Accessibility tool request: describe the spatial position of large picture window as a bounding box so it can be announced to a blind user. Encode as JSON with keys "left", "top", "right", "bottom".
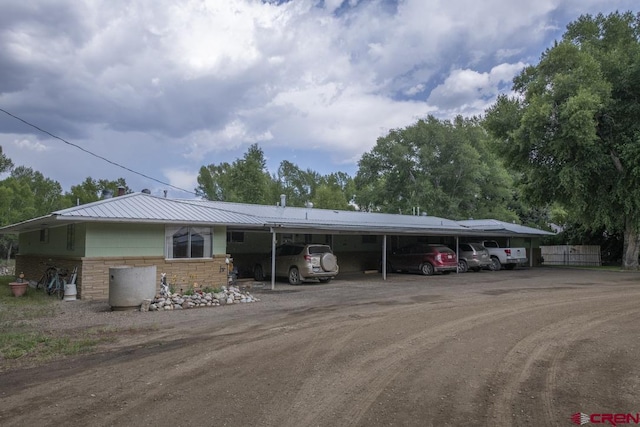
{"left": 165, "top": 226, "right": 212, "bottom": 259}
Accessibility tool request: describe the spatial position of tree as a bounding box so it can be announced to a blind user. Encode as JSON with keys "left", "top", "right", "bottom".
{"left": 273, "top": 160, "right": 320, "bottom": 207}
{"left": 0, "top": 146, "right": 13, "bottom": 174}
{"left": 196, "top": 144, "right": 274, "bottom": 204}
{"left": 355, "top": 115, "right": 517, "bottom": 221}
{"left": 311, "top": 172, "right": 356, "bottom": 210}
{"left": 64, "top": 177, "right": 131, "bottom": 206}
{"left": 7, "top": 166, "right": 65, "bottom": 216}
{"left": 484, "top": 11, "right": 640, "bottom": 269}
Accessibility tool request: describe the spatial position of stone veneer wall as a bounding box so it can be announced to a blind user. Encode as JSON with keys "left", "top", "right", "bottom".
{"left": 16, "top": 254, "right": 231, "bottom": 301}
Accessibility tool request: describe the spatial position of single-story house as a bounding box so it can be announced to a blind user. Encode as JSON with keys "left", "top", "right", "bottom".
{"left": 0, "top": 192, "right": 554, "bottom": 300}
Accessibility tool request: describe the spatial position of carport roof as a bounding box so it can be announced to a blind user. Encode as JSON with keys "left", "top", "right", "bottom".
{"left": 0, "top": 192, "right": 555, "bottom": 237}
{"left": 456, "top": 219, "right": 554, "bottom": 237}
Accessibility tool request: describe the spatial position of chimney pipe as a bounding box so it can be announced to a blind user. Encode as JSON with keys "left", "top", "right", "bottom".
{"left": 101, "top": 189, "right": 113, "bottom": 199}
{"left": 280, "top": 194, "right": 286, "bottom": 208}
{"left": 117, "top": 186, "right": 125, "bottom": 196}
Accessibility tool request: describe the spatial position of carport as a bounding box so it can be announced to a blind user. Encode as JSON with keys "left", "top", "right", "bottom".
{"left": 222, "top": 200, "right": 554, "bottom": 290}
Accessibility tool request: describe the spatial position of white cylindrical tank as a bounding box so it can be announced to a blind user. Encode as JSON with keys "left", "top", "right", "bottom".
{"left": 109, "top": 266, "right": 157, "bottom": 311}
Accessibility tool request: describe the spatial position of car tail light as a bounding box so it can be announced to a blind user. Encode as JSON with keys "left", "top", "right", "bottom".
{"left": 435, "top": 253, "right": 442, "bottom": 262}
{"left": 505, "top": 249, "right": 511, "bottom": 256}
{"left": 304, "top": 255, "right": 312, "bottom": 262}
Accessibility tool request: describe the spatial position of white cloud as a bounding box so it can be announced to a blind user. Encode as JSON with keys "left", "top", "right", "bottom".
{"left": 0, "top": 0, "right": 635, "bottom": 194}
{"left": 427, "top": 62, "right": 526, "bottom": 116}
{"left": 13, "top": 138, "right": 48, "bottom": 152}
{"left": 163, "top": 167, "right": 199, "bottom": 195}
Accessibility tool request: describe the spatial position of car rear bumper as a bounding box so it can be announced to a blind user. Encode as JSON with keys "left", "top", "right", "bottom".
{"left": 434, "top": 264, "right": 458, "bottom": 273}
{"left": 466, "top": 259, "right": 492, "bottom": 268}
{"left": 301, "top": 266, "right": 339, "bottom": 278}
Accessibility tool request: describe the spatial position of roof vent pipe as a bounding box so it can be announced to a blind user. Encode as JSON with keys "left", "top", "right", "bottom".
{"left": 117, "top": 186, "right": 126, "bottom": 196}
{"left": 101, "top": 189, "right": 113, "bottom": 199}
{"left": 280, "top": 194, "right": 286, "bottom": 208}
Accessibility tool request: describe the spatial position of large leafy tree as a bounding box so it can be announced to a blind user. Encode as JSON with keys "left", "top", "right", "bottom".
{"left": 7, "top": 166, "right": 65, "bottom": 216}
{"left": 312, "top": 172, "right": 355, "bottom": 210}
{"left": 355, "top": 115, "right": 517, "bottom": 220}
{"left": 196, "top": 144, "right": 274, "bottom": 204}
{"left": 0, "top": 146, "right": 13, "bottom": 173}
{"left": 485, "top": 11, "right": 640, "bottom": 269}
{"left": 273, "top": 160, "right": 321, "bottom": 207}
{"left": 64, "top": 177, "right": 131, "bottom": 206}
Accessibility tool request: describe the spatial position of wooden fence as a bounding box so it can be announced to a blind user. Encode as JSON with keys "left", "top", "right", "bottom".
{"left": 540, "top": 245, "right": 601, "bottom": 266}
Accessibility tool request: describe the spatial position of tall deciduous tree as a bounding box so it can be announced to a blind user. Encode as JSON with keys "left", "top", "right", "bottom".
{"left": 355, "top": 115, "right": 517, "bottom": 221}
{"left": 8, "top": 166, "right": 65, "bottom": 216}
{"left": 0, "top": 146, "right": 13, "bottom": 174}
{"left": 64, "top": 177, "right": 131, "bottom": 206}
{"left": 273, "top": 160, "right": 321, "bottom": 207}
{"left": 485, "top": 11, "right": 640, "bottom": 269}
{"left": 196, "top": 144, "right": 274, "bottom": 204}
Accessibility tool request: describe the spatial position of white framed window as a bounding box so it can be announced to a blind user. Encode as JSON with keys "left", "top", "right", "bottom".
{"left": 165, "top": 226, "right": 213, "bottom": 259}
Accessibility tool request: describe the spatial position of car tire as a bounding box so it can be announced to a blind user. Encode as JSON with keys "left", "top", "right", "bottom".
{"left": 420, "top": 263, "right": 434, "bottom": 276}
{"left": 489, "top": 257, "right": 501, "bottom": 271}
{"left": 254, "top": 265, "right": 264, "bottom": 281}
{"left": 288, "top": 267, "right": 302, "bottom": 285}
{"left": 458, "top": 260, "right": 468, "bottom": 273}
{"left": 321, "top": 253, "right": 337, "bottom": 271}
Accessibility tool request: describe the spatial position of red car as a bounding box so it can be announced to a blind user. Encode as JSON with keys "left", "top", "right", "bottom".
{"left": 385, "top": 243, "right": 458, "bottom": 276}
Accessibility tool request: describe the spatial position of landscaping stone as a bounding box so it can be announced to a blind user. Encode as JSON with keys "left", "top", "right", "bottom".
{"left": 144, "top": 285, "right": 259, "bottom": 312}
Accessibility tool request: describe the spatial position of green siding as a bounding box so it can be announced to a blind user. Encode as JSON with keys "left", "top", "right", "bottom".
{"left": 19, "top": 224, "right": 86, "bottom": 257}
{"left": 85, "top": 223, "right": 164, "bottom": 257}
{"left": 212, "top": 226, "right": 227, "bottom": 255}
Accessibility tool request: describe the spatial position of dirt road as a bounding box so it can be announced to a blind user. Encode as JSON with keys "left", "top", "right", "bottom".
{"left": 1, "top": 268, "right": 639, "bottom": 426}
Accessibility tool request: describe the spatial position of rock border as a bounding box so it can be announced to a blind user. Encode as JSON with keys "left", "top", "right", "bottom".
{"left": 142, "top": 285, "right": 259, "bottom": 312}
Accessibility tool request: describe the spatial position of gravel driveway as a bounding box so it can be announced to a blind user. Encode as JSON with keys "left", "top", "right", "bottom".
{"left": 1, "top": 267, "right": 640, "bottom": 426}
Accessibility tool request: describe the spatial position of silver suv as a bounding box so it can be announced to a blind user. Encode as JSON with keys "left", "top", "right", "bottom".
{"left": 253, "top": 243, "right": 339, "bottom": 285}
{"left": 453, "top": 242, "right": 492, "bottom": 273}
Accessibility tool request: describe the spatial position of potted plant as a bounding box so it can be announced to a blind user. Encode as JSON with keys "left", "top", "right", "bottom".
{"left": 9, "top": 273, "right": 28, "bottom": 297}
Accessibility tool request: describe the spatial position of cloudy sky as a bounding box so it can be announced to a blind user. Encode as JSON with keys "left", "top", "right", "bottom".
{"left": 0, "top": 0, "right": 636, "bottom": 198}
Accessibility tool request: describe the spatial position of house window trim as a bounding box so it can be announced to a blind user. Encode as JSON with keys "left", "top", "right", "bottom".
{"left": 165, "top": 226, "right": 213, "bottom": 260}
{"left": 66, "top": 224, "right": 75, "bottom": 250}
{"left": 40, "top": 228, "right": 49, "bottom": 244}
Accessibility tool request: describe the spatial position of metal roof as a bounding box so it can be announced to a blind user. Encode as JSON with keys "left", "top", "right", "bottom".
{"left": 456, "top": 219, "right": 555, "bottom": 237}
{"left": 0, "top": 193, "right": 264, "bottom": 233}
{"left": 0, "top": 192, "right": 555, "bottom": 237}
{"left": 178, "top": 199, "right": 470, "bottom": 235}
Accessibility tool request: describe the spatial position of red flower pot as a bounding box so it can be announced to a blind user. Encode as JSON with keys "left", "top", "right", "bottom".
{"left": 9, "top": 282, "right": 28, "bottom": 297}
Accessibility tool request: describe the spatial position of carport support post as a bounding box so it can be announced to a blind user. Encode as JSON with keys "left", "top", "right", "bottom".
{"left": 456, "top": 236, "right": 459, "bottom": 274}
{"left": 271, "top": 228, "right": 277, "bottom": 290}
{"left": 529, "top": 238, "right": 533, "bottom": 267}
{"left": 382, "top": 235, "right": 387, "bottom": 280}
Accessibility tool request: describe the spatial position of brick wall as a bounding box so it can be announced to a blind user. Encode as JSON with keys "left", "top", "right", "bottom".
{"left": 16, "top": 254, "right": 231, "bottom": 301}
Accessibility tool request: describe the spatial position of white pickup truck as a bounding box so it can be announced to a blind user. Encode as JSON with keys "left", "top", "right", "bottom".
{"left": 472, "top": 240, "right": 528, "bottom": 271}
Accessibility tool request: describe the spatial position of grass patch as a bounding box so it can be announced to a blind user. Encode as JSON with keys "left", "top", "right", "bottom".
{"left": 0, "top": 329, "right": 103, "bottom": 361}
{"left": 0, "top": 276, "right": 108, "bottom": 368}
